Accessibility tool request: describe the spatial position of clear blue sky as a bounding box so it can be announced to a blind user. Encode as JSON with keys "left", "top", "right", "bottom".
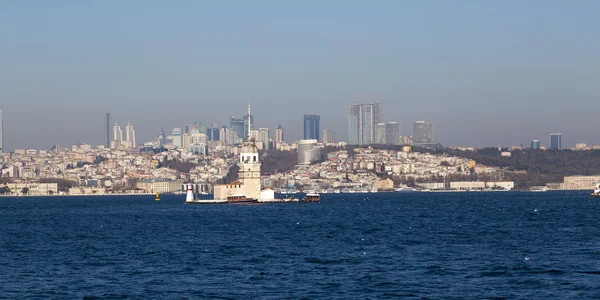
{"left": 1, "top": 1, "right": 599, "bottom": 149}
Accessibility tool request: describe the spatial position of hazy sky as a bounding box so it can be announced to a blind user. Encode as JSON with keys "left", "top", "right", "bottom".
{"left": 1, "top": 1, "right": 599, "bottom": 150}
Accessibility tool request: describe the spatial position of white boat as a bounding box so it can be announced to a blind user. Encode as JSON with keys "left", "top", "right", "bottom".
{"left": 591, "top": 183, "right": 600, "bottom": 198}
{"left": 395, "top": 187, "right": 419, "bottom": 193}
{"left": 530, "top": 186, "right": 547, "bottom": 192}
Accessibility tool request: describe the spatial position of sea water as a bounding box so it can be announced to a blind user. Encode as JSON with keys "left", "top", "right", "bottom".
{"left": 1, "top": 191, "right": 599, "bottom": 299}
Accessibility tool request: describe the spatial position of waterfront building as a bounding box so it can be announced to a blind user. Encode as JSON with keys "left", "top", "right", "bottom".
{"left": 125, "top": 122, "right": 136, "bottom": 148}
{"left": 531, "top": 140, "right": 540, "bottom": 149}
{"left": 412, "top": 121, "right": 434, "bottom": 144}
{"left": 563, "top": 175, "right": 600, "bottom": 190}
{"left": 550, "top": 133, "right": 562, "bottom": 150}
{"left": 321, "top": 128, "right": 335, "bottom": 144}
{"left": 136, "top": 179, "right": 183, "bottom": 193}
{"left": 275, "top": 124, "right": 284, "bottom": 145}
{"left": 297, "top": 139, "right": 322, "bottom": 165}
{"left": 6, "top": 183, "right": 58, "bottom": 196}
{"left": 172, "top": 127, "right": 182, "bottom": 148}
{"left": 348, "top": 103, "right": 382, "bottom": 145}
{"left": 303, "top": 115, "right": 320, "bottom": 140}
{"left": 104, "top": 113, "right": 111, "bottom": 148}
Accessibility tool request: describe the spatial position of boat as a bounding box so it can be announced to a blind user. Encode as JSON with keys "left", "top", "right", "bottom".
{"left": 302, "top": 192, "right": 320, "bottom": 202}
{"left": 227, "top": 194, "right": 258, "bottom": 204}
{"left": 530, "top": 186, "right": 547, "bottom": 192}
{"left": 395, "top": 187, "right": 419, "bottom": 193}
{"left": 154, "top": 192, "right": 160, "bottom": 201}
{"left": 591, "top": 183, "right": 600, "bottom": 198}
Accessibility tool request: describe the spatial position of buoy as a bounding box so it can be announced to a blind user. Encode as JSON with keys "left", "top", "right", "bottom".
{"left": 155, "top": 192, "right": 160, "bottom": 201}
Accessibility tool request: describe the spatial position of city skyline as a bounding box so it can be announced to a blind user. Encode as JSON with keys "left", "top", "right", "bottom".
{"left": 1, "top": 2, "right": 600, "bottom": 149}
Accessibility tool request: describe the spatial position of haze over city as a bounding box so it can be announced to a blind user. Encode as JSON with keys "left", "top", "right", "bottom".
{"left": 1, "top": 1, "right": 599, "bottom": 150}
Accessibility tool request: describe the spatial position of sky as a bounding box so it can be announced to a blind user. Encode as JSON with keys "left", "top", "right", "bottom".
{"left": 1, "top": 1, "right": 599, "bottom": 150}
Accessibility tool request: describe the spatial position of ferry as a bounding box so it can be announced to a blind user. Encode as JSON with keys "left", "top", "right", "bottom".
{"left": 302, "top": 192, "right": 320, "bottom": 202}
{"left": 227, "top": 194, "right": 258, "bottom": 204}
{"left": 591, "top": 183, "right": 600, "bottom": 198}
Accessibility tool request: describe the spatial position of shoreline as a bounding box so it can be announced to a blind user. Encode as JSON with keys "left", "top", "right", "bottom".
{"left": 0, "top": 193, "right": 156, "bottom": 198}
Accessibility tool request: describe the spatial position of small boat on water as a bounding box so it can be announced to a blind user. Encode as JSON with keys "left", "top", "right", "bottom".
{"left": 227, "top": 194, "right": 258, "bottom": 204}
{"left": 591, "top": 183, "right": 600, "bottom": 198}
{"left": 530, "top": 186, "right": 547, "bottom": 192}
{"left": 395, "top": 187, "right": 419, "bottom": 193}
{"left": 155, "top": 192, "right": 160, "bottom": 201}
{"left": 302, "top": 192, "right": 320, "bottom": 202}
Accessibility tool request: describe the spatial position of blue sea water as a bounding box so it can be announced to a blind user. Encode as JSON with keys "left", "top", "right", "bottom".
{"left": 1, "top": 191, "right": 600, "bottom": 299}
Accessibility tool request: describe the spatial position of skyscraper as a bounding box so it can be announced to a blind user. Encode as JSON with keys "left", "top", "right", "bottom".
{"left": 104, "top": 113, "right": 111, "bottom": 148}
{"left": 550, "top": 133, "right": 562, "bottom": 150}
{"left": 531, "top": 140, "right": 541, "bottom": 149}
{"left": 348, "top": 103, "right": 382, "bottom": 145}
{"left": 375, "top": 123, "right": 386, "bottom": 144}
{"left": 230, "top": 117, "right": 245, "bottom": 141}
{"left": 173, "top": 127, "right": 182, "bottom": 148}
{"left": 125, "top": 122, "right": 136, "bottom": 148}
{"left": 230, "top": 116, "right": 253, "bottom": 142}
{"left": 258, "top": 128, "right": 269, "bottom": 150}
{"left": 219, "top": 126, "right": 231, "bottom": 145}
{"left": 112, "top": 121, "right": 123, "bottom": 148}
{"left": 275, "top": 124, "right": 284, "bottom": 145}
{"left": 412, "top": 121, "right": 434, "bottom": 144}
{"left": 206, "top": 126, "right": 220, "bottom": 141}
{"left": 321, "top": 128, "right": 335, "bottom": 144}
{"left": 303, "top": 115, "right": 320, "bottom": 140}
{"left": 297, "top": 140, "right": 321, "bottom": 165}
{"left": 385, "top": 122, "right": 401, "bottom": 145}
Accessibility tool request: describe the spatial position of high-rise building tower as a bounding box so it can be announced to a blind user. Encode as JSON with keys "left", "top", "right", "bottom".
{"left": 275, "top": 124, "right": 284, "bottom": 145}
{"left": 412, "top": 121, "right": 434, "bottom": 144}
{"left": 531, "top": 140, "right": 541, "bottom": 149}
{"left": 550, "top": 133, "right": 562, "bottom": 150}
{"left": 348, "top": 103, "right": 382, "bottom": 145}
{"left": 112, "top": 121, "right": 123, "bottom": 148}
{"left": 321, "top": 128, "right": 335, "bottom": 144}
{"left": 375, "top": 123, "right": 386, "bottom": 144}
{"left": 219, "top": 126, "right": 231, "bottom": 145}
{"left": 230, "top": 117, "right": 245, "bottom": 141}
{"left": 206, "top": 126, "right": 220, "bottom": 141}
{"left": 104, "top": 113, "right": 111, "bottom": 148}
{"left": 303, "top": 115, "right": 320, "bottom": 140}
{"left": 173, "top": 127, "right": 182, "bottom": 148}
{"left": 385, "top": 122, "right": 401, "bottom": 145}
{"left": 258, "top": 128, "right": 269, "bottom": 150}
{"left": 125, "top": 122, "right": 136, "bottom": 148}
